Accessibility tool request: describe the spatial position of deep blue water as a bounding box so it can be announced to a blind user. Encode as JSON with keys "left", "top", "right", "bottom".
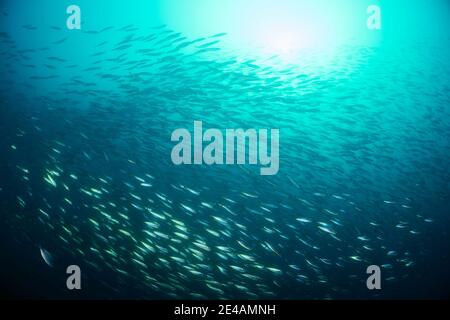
{"left": 0, "top": 1, "right": 449, "bottom": 299}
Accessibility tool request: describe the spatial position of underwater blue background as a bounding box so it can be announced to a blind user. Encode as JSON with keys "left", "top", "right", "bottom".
{"left": 0, "top": 1, "right": 449, "bottom": 299}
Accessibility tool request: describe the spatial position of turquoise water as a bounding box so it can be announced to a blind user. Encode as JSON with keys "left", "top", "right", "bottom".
{"left": 0, "top": 1, "right": 449, "bottom": 299}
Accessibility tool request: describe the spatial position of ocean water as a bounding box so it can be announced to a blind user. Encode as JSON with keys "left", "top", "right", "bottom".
{"left": 0, "top": 1, "right": 449, "bottom": 299}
